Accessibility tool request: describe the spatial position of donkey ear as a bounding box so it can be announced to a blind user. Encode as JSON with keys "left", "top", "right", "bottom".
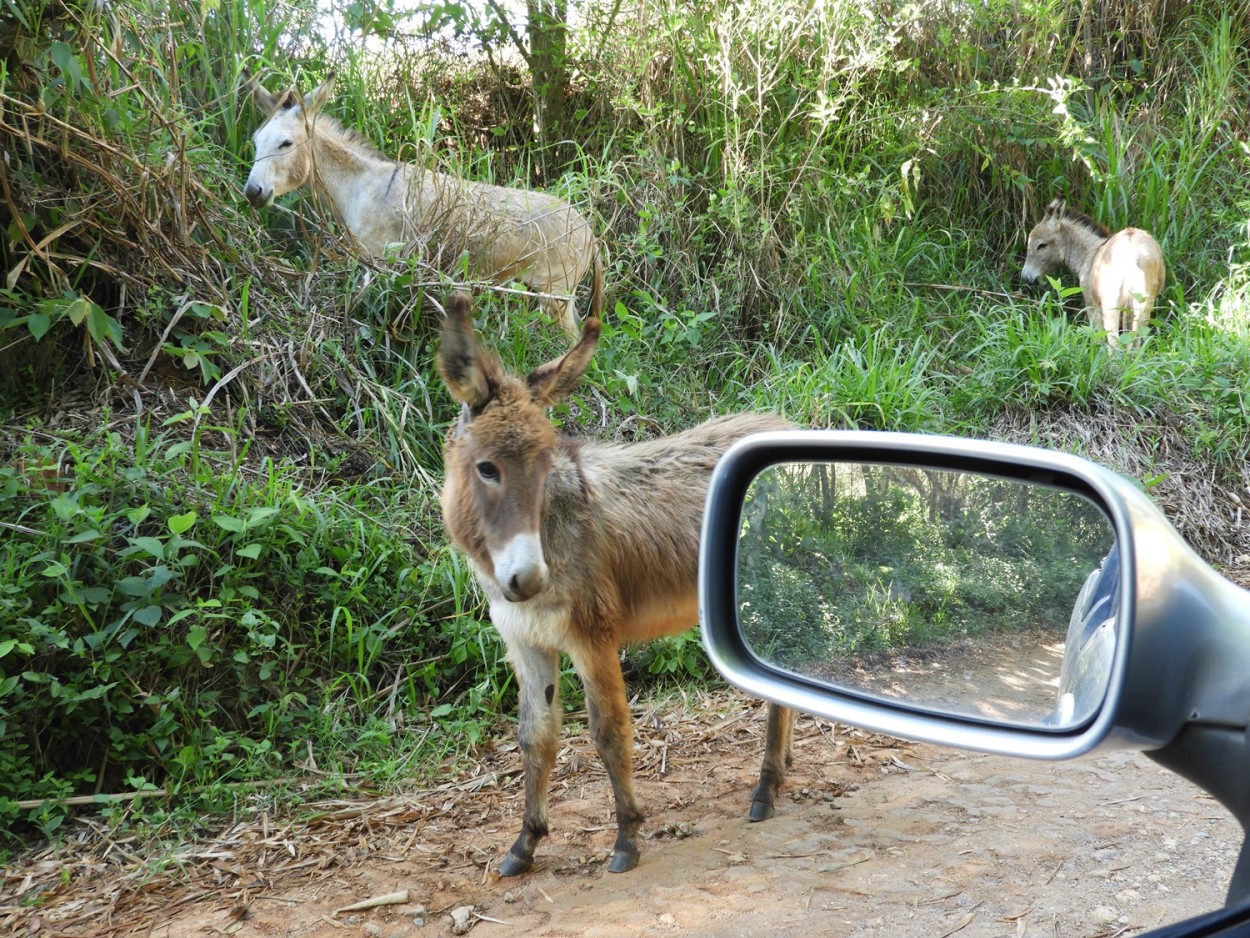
{"left": 1045, "top": 198, "right": 1066, "bottom": 218}
{"left": 245, "top": 71, "right": 282, "bottom": 114}
{"left": 437, "top": 294, "right": 500, "bottom": 413}
{"left": 527, "top": 317, "right": 601, "bottom": 406}
{"left": 304, "top": 72, "right": 336, "bottom": 114}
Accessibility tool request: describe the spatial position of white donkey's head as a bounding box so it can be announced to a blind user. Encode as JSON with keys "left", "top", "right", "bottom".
{"left": 438, "top": 294, "right": 601, "bottom": 603}
{"left": 242, "top": 72, "right": 335, "bottom": 209}
{"left": 1021, "top": 198, "right": 1071, "bottom": 284}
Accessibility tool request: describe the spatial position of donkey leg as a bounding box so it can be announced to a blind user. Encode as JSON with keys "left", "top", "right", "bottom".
{"left": 567, "top": 641, "right": 645, "bottom": 873}
{"left": 499, "top": 643, "right": 562, "bottom": 877}
{"left": 1100, "top": 304, "right": 1121, "bottom": 346}
{"left": 1129, "top": 298, "right": 1151, "bottom": 336}
{"left": 749, "top": 703, "right": 796, "bottom": 822}
{"left": 542, "top": 295, "right": 579, "bottom": 340}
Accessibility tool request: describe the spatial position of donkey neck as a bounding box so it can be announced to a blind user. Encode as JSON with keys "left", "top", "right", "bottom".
{"left": 305, "top": 123, "right": 407, "bottom": 255}
{"left": 1061, "top": 219, "right": 1110, "bottom": 282}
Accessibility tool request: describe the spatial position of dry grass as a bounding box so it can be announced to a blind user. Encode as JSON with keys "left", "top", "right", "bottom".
{"left": 992, "top": 407, "right": 1250, "bottom": 582}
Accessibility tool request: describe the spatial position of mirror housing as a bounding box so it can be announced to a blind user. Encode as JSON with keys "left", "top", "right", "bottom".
{"left": 699, "top": 432, "right": 1250, "bottom": 904}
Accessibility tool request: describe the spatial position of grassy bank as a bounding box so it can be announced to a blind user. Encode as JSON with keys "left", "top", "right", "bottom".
{"left": 0, "top": 0, "right": 1247, "bottom": 844}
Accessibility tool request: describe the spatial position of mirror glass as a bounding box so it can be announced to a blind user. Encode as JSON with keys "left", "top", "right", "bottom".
{"left": 737, "top": 462, "right": 1118, "bottom": 730}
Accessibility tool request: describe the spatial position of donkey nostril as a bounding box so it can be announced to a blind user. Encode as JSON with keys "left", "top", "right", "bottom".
{"left": 505, "top": 566, "right": 547, "bottom": 602}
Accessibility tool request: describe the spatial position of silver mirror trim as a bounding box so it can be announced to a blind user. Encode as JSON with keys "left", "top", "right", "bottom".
{"left": 699, "top": 431, "right": 1137, "bottom": 761}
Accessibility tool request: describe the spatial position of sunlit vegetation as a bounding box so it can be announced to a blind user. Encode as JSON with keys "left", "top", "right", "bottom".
{"left": 0, "top": 0, "right": 1246, "bottom": 843}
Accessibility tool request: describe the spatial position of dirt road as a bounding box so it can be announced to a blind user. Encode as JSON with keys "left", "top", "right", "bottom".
{"left": 12, "top": 689, "right": 1238, "bottom": 938}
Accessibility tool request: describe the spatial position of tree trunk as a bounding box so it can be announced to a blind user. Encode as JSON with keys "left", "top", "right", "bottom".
{"left": 527, "top": 0, "right": 569, "bottom": 172}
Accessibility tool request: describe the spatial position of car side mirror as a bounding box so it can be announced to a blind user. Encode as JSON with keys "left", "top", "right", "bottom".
{"left": 699, "top": 431, "right": 1250, "bottom": 907}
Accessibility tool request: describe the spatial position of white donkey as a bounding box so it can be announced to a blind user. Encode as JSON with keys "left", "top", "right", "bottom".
{"left": 243, "top": 73, "right": 603, "bottom": 337}
{"left": 1021, "top": 198, "right": 1165, "bottom": 346}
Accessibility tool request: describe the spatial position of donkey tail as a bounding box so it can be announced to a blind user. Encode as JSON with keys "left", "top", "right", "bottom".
{"left": 589, "top": 243, "right": 605, "bottom": 321}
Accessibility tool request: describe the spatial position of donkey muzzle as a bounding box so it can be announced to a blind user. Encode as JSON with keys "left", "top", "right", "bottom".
{"left": 494, "top": 533, "right": 549, "bottom": 603}
{"left": 244, "top": 181, "right": 273, "bottom": 208}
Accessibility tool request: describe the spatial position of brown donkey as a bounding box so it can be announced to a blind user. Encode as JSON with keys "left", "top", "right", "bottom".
{"left": 437, "top": 294, "right": 796, "bottom": 875}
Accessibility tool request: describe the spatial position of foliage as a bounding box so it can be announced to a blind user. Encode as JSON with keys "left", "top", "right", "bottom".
{"left": 0, "top": 423, "right": 501, "bottom": 837}
{"left": 0, "top": 0, "right": 1247, "bottom": 844}
{"left": 737, "top": 465, "right": 1110, "bottom": 669}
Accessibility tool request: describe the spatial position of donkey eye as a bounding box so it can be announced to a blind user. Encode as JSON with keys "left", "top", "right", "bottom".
{"left": 1035, "top": 241, "right": 1047, "bottom": 250}
{"left": 476, "top": 461, "right": 500, "bottom": 483}
{"left": 278, "top": 140, "right": 293, "bottom": 150}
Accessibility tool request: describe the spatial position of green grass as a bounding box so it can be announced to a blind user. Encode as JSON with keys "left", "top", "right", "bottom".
{"left": 0, "top": 0, "right": 1248, "bottom": 846}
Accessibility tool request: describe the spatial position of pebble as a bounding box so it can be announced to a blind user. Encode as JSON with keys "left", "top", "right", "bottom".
{"left": 450, "top": 905, "right": 475, "bottom": 936}
{"left": 1091, "top": 906, "right": 1119, "bottom": 926}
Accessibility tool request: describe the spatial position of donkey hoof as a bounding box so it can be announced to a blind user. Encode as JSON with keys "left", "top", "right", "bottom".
{"left": 748, "top": 800, "right": 776, "bottom": 822}
{"left": 498, "top": 851, "right": 534, "bottom": 877}
{"left": 607, "top": 849, "right": 639, "bottom": 873}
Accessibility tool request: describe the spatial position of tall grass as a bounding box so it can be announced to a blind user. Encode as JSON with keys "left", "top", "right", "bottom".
{"left": 0, "top": 0, "right": 1248, "bottom": 842}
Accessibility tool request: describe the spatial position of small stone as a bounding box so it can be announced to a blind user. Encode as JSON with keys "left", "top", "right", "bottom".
{"left": 1091, "top": 906, "right": 1119, "bottom": 926}
{"left": 450, "top": 905, "right": 475, "bottom": 936}
{"left": 503, "top": 891, "right": 517, "bottom": 904}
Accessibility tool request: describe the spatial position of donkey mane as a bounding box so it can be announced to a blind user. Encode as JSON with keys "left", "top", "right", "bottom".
{"left": 1060, "top": 206, "right": 1111, "bottom": 239}
{"left": 306, "top": 112, "right": 392, "bottom": 164}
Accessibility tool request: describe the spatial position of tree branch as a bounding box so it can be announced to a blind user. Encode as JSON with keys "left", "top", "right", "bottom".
{"left": 484, "top": 0, "right": 532, "bottom": 67}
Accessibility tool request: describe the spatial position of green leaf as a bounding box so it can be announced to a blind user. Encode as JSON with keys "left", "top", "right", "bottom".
{"left": 49, "top": 41, "right": 85, "bottom": 91}
{"left": 27, "top": 312, "right": 52, "bottom": 340}
{"left": 50, "top": 494, "right": 78, "bottom": 520}
{"left": 131, "top": 536, "right": 165, "bottom": 560}
{"left": 246, "top": 506, "right": 281, "bottom": 527}
{"left": 237, "top": 543, "right": 263, "bottom": 560}
{"left": 212, "top": 514, "right": 246, "bottom": 534}
{"left": 64, "top": 296, "right": 91, "bottom": 326}
{"left": 86, "top": 305, "right": 124, "bottom": 347}
{"left": 187, "top": 625, "right": 208, "bottom": 650}
{"left": 168, "top": 511, "right": 197, "bottom": 535}
{"left": 117, "top": 575, "right": 151, "bottom": 598}
{"left": 133, "top": 605, "right": 163, "bottom": 626}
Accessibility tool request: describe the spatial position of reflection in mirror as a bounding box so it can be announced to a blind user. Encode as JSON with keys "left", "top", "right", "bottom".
{"left": 737, "top": 463, "right": 1118, "bottom": 730}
